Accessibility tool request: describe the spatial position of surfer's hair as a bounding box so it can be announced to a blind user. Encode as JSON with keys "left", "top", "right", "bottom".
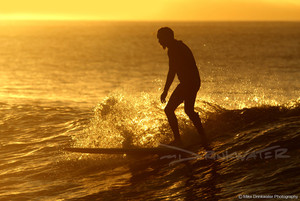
{"left": 157, "top": 27, "right": 174, "bottom": 39}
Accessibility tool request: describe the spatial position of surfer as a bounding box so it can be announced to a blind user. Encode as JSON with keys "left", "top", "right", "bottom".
{"left": 157, "top": 27, "right": 208, "bottom": 146}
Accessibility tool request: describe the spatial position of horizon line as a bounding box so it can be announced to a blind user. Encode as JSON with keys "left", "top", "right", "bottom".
{"left": 1, "top": 19, "right": 300, "bottom": 23}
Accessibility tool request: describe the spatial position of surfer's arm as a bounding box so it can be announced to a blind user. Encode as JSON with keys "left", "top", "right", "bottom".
{"left": 164, "top": 67, "right": 175, "bottom": 93}
{"left": 161, "top": 65, "right": 175, "bottom": 103}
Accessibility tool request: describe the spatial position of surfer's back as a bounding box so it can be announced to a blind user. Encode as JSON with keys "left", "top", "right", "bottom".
{"left": 167, "top": 40, "right": 200, "bottom": 86}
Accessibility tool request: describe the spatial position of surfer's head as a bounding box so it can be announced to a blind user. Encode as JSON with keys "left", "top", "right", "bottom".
{"left": 157, "top": 27, "right": 174, "bottom": 49}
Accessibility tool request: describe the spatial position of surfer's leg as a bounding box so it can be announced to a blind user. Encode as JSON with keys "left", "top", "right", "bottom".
{"left": 184, "top": 91, "right": 208, "bottom": 145}
{"left": 164, "top": 85, "right": 184, "bottom": 142}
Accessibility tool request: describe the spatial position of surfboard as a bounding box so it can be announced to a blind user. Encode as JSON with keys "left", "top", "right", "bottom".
{"left": 64, "top": 146, "right": 191, "bottom": 155}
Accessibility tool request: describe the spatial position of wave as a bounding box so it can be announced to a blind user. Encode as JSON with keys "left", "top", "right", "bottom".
{"left": 1, "top": 94, "right": 298, "bottom": 160}
{"left": 70, "top": 93, "right": 300, "bottom": 155}
{"left": 204, "top": 98, "right": 300, "bottom": 137}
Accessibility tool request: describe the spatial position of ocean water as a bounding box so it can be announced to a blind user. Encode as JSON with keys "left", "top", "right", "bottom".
{"left": 0, "top": 21, "right": 299, "bottom": 200}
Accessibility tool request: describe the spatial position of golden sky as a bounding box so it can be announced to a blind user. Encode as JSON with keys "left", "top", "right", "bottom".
{"left": 0, "top": 0, "right": 300, "bottom": 21}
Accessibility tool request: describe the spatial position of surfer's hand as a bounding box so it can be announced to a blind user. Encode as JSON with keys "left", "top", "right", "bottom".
{"left": 161, "top": 91, "right": 167, "bottom": 103}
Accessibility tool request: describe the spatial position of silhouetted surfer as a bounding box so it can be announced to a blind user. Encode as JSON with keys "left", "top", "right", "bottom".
{"left": 157, "top": 27, "right": 207, "bottom": 146}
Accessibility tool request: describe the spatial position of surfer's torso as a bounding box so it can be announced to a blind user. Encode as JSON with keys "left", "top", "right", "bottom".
{"left": 167, "top": 40, "right": 200, "bottom": 88}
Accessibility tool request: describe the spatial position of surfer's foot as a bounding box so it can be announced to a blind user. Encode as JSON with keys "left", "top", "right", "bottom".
{"left": 168, "top": 139, "right": 183, "bottom": 147}
{"left": 200, "top": 138, "right": 211, "bottom": 150}
{"left": 199, "top": 134, "right": 209, "bottom": 147}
